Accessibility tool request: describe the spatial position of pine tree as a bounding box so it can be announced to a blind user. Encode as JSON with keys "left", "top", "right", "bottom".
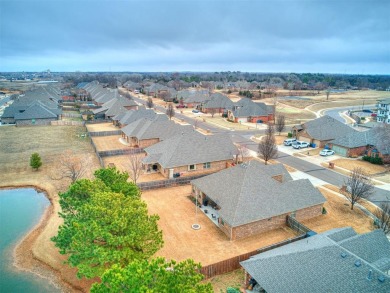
{"left": 30, "top": 153, "right": 42, "bottom": 170}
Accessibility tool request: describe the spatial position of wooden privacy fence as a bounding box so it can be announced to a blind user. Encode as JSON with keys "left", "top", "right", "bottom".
{"left": 98, "top": 148, "right": 144, "bottom": 158}
{"left": 137, "top": 174, "right": 207, "bottom": 190}
{"left": 85, "top": 119, "right": 111, "bottom": 124}
{"left": 51, "top": 120, "right": 85, "bottom": 126}
{"left": 62, "top": 113, "right": 82, "bottom": 118}
{"left": 89, "top": 137, "right": 105, "bottom": 167}
{"left": 88, "top": 130, "right": 122, "bottom": 137}
{"left": 201, "top": 215, "right": 315, "bottom": 279}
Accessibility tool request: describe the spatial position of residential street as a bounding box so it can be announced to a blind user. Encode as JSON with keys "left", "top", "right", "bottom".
{"left": 133, "top": 95, "right": 389, "bottom": 205}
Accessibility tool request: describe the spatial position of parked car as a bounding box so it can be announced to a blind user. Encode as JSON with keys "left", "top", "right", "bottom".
{"left": 192, "top": 109, "right": 199, "bottom": 113}
{"left": 283, "top": 138, "right": 297, "bottom": 146}
{"left": 292, "top": 141, "right": 310, "bottom": 149}
{"left": 320, "top": 149, "right": 335, "bottom": 156}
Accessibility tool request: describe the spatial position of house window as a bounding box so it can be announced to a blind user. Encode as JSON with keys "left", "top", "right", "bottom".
{"left": 188, "top": 164, "right": 196, "bottom": 171}
{"left": 203, "top": 162, "right": 211, "bottom": 169}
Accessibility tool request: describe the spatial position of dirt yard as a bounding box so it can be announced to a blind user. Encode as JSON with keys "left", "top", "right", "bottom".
{"left": 209, "top": 269, "right": 245, "bottom": 292}
{"left": 142, "top": 185, "right": 298, "bottom": 266}
{"left": 330, "top": 158, "right": 387, "bottom": 175}
{"left": 91, "top": 135, "right": 129, "bottom": 152}
{"left": 86, "top": 122, "right": 119, "bottom": 132}
{"left": 0, "top": 125, "right": 101, "bottom": 292}
{"left": 301, "top": 187, "right": 374, "bottom": 234}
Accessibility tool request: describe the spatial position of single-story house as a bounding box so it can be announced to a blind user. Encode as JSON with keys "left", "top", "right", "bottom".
{"left": 92, "top": 96, "right": 138, "bottom": 119}
{"left": 121, "top": 117, "right": 191, "bottom": 148}
{"left": 191, "top": 160, "right": 325, "bottom": 240}
{"left": 142, "top": 132, "right": 238, "bottom": 178}
{"left": 176, "top": 89, "right": 210, "bottom": 108}
{"left": 113, "top": 108, "right": 160, "bottom": 127}
{"left": 14, "top": 101, "right": 61, "bottom": 126}
{"left": 330, "top": 127, "right": 390, "bottom": 162}
{"left": 292, "top": 115, "right": 356, "bottom": 147}
{"left": 227, "top": 98, "right": 274, "bottom": 123}
{"left": 240, "top": 227, "right": 390, "bottom": 292}
{"left": 200, "top": 93, "right": 234, "bottom": 114}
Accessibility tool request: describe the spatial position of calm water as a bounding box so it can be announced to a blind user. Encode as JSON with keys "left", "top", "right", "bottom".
{"left": 0, "top": 188, "right": 60, "bottom": 293}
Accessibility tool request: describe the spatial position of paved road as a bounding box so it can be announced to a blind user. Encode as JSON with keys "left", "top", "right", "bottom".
{"left": 0, "top": 96, "right": 11, "bottom": 107}
{"left": 132, "top": 94, "right": 389, "bottom": 204}
{"left": 324, "top": 104, "right": 375, "bottom": 123}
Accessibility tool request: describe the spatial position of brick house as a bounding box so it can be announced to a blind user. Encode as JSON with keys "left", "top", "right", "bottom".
{"left": 240, "top": 228, "right": 390, "bottom": 292}
{"left": 291, "top": 115, "right": 355, "bottom": 147}
{"left": 330, "top": 127, "right": 390, "bottom": 162}
{"left": 92, "top": 96, "right": 138, "bottom": 119}
{"left": 176, "top": 89, "right": 210, "bottom": 108}
{"left": 142, "top": 132, "right": 238, "bottom": 178}
{"left": 121, "top": 116, "right": 192, "bottom": 148}
{"left": 227, "top": 98, "right": 274, "bottom": 123}
{"left": 112, "top": 108, "right": 159, "bottom": 127}
{"left": 191, "top": 160, "right": 326, "bottom": 240}
{"left": 200, "top": 93, "right": 234, "bottom": 115}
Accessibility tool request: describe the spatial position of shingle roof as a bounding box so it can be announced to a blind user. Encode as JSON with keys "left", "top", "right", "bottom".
{"left": 232, "top": 98, "right": 272, "bottom": 117}
{"left": 14, "top": 101, "right": 59, "bottom": 120}
{"left": 122, "top": 118, "right": 192, "bottom": 141}
{"left": 118, "top": 109, "right": 160, "bottom": 125}
{"left": 241, "top": 228, "right": 390, "bottom": 293}
{"left": 191, "top": 160, "right": 325, "bottom": 226}
{"left": 177, "top": 89, "right": 210, "bottom": 103}
{"left": 203, "top": 93, "right": 234, "bottom": 109}
{"left": 302, "top": 115, "right": 355, "bottom": 140}
{"left": 143, "top": 132, "right": 237, "bottom": 169}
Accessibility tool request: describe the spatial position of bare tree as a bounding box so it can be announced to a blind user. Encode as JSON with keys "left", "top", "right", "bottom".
{"left": 146, "top": 97, "right": 154, "bottom": 109}
{"left": 236, "top": 144, "right": 251, "bottom": 163}
{"left": 275, "top": 114, "right": 286, "bottom": 135}
{"left": 375, "top": 203, "right": 390, "bottom": 235}
{"left": 166, "top": 103, "right": 175, "bottom": 120}
{"left": 51, "top": 150, "right": 90, "bottom": 183}
{"left": 341, "top": 167, "right": 374, "bottom": 210}
{"left": 159, "top": 91, "right": 171, "bottom": 101}
{"left": 326, "top": 89, "right": 330, "bottom": 101}
{"left": 208, "top": 108, "right": 217, "bottom": 118}
{"left": 128, "top": 153, "right": 143, "bottom": 184}
{"left": 258, "top": 123, "right": 278, "bottom": 165}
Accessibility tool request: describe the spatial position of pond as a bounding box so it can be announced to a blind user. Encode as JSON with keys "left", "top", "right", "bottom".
{"left": 0, "top": 188, "right": 60, "bottom": 293}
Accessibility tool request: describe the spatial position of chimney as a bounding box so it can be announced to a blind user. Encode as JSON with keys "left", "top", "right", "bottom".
{"left": 272, "top": 174, "right": 284, "bottom": 183}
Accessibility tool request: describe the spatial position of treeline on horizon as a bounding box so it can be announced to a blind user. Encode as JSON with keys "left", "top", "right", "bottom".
{"left": 2, "top": 71, "right": 390, "bottom": 91}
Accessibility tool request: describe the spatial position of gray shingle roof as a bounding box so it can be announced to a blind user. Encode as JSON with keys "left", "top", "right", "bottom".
{"left": 119, "top": 109, "right": 160, "bottom": 125}
{"left": 143, "top": 132, "right": 237, "bottom": 169}
{"left": 241, "top": 228, "right": 390, "bottom": 293}
{"left": 191, "top": 160, "right": 325, "bottom": 226}
{"left": 232, "top": 98, "right": 272, "bottom": 117}
{"left": 177, "top": 89, "right": 210, "bottom": 103}
{"left": 122, "top": 118, "right": 192, "bottom": 141}
{"left": 302, "top": 115, "right": 355, "bottom": 140}
{"left": 203, "top": 93, "right": 234, "bottom": 109}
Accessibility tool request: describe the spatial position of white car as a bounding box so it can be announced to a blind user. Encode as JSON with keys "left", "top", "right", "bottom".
{"left": 320, "top": 149, "right": 335, "bottom": 156}
{"left": 292, "top": 141, "right": 310, "bottom": 149}
{"left": 283, "top": 138, "right": 297, "bottom": 146}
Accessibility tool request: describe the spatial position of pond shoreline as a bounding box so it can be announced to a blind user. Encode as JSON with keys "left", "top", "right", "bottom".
{"left": 0, "top": 185, "right": 85, "bottom": 293}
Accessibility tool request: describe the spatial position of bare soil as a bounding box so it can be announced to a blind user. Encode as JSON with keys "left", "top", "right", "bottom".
{"left": 91, "top": 135, "right": 129, "bottom": 152}
{"left": 85, "top": 122, "right": 119, "bottom": 132}
{"left": 142, "top": 185, "right": 298, "bottom": 266}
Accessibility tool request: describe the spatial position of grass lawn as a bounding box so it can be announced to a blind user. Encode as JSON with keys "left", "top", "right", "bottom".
{"left": 301, "top": 187, "right": 374, "bottom": 234}
{"left": 209, "top": 269, "right": 245, "bottom": 293}
{"left": 142, "top": 185, "right": 298, "bottom": 267}
{"left": 329, "top": 158, "right": 387, "bottom": 175}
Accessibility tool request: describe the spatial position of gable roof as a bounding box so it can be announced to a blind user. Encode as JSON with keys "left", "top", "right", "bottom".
{"left": 232, "top": 98, "right": 272, "bottom": 117}
{"left": 122, "top": 118, "right": 192, "bottom": 141}
{"left": 118, "top": 108, "right": 160, "bottom": 125}
{"left": 143, "top": 132, "right": 237, "bottom": 168}
{"left": 177, "top": 89, "right": 210, "bottom": 103}
{"left": 191, "top": 160, "right": 325, "bottom": 226}
{"left": 302, "top": 115, "right": 355, "bottom": 141}
{"left": 240, "top": 228, "right": 390, "bottom": 293}
{"left": 203, "top": 93, "right": 234, "bottom": 109}
{"left": 14, "top": 101, "right": 59, "bottom": 120}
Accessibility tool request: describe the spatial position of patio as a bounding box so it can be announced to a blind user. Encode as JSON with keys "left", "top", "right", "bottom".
{"left": 198, "top": 204, "right": 219, "bottom": 226}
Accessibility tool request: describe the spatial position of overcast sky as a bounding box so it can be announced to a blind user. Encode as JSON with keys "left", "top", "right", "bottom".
{"left": 1, "top": 0, "right": 389, "bottom": 73}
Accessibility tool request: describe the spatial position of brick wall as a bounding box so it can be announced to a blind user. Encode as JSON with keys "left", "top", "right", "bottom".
{"left": 348, "top": 146, "right": 367, "bottom": 157}
{"left": 16, "top": 118, "right": 57, "bottom": 126}
{"left": 228, "top": 204, "right": 323, "bottom": 240}
{"left": 138, "top": 138, "right": 160, "bottom": 148}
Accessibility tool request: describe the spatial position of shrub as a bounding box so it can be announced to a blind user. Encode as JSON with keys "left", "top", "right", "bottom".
{"left": 226, "top": 288, "right": 240, "bottom": 293}
{"left": 287, "top": 132, "right": 293, "bottom": 138}
{"left": 322, "top": 207, "right": 327, "bottom": 214}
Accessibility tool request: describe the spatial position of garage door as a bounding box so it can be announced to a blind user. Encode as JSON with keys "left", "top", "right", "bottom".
{"left": 299, "top": 136, "right": 312, "bottom": 143}
{"left": 332, "top": 145, "right": 348, "bottom": 157}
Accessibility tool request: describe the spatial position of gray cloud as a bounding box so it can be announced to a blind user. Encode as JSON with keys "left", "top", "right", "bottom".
{"left": 1, "top": 0, "right": 389, "bottom": 73}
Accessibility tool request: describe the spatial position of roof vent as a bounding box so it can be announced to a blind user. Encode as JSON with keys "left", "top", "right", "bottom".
{"left": 367, "top": 269, "right": 373, "bottom": 281}
{"left": 378, "top": 275, "right": 385, "bottom": 283}
{"left": 341, "top": 252, "right": 348, "bottom": 258}
{"left": 354, "top": 260, "right": 361, "bottom": 267}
